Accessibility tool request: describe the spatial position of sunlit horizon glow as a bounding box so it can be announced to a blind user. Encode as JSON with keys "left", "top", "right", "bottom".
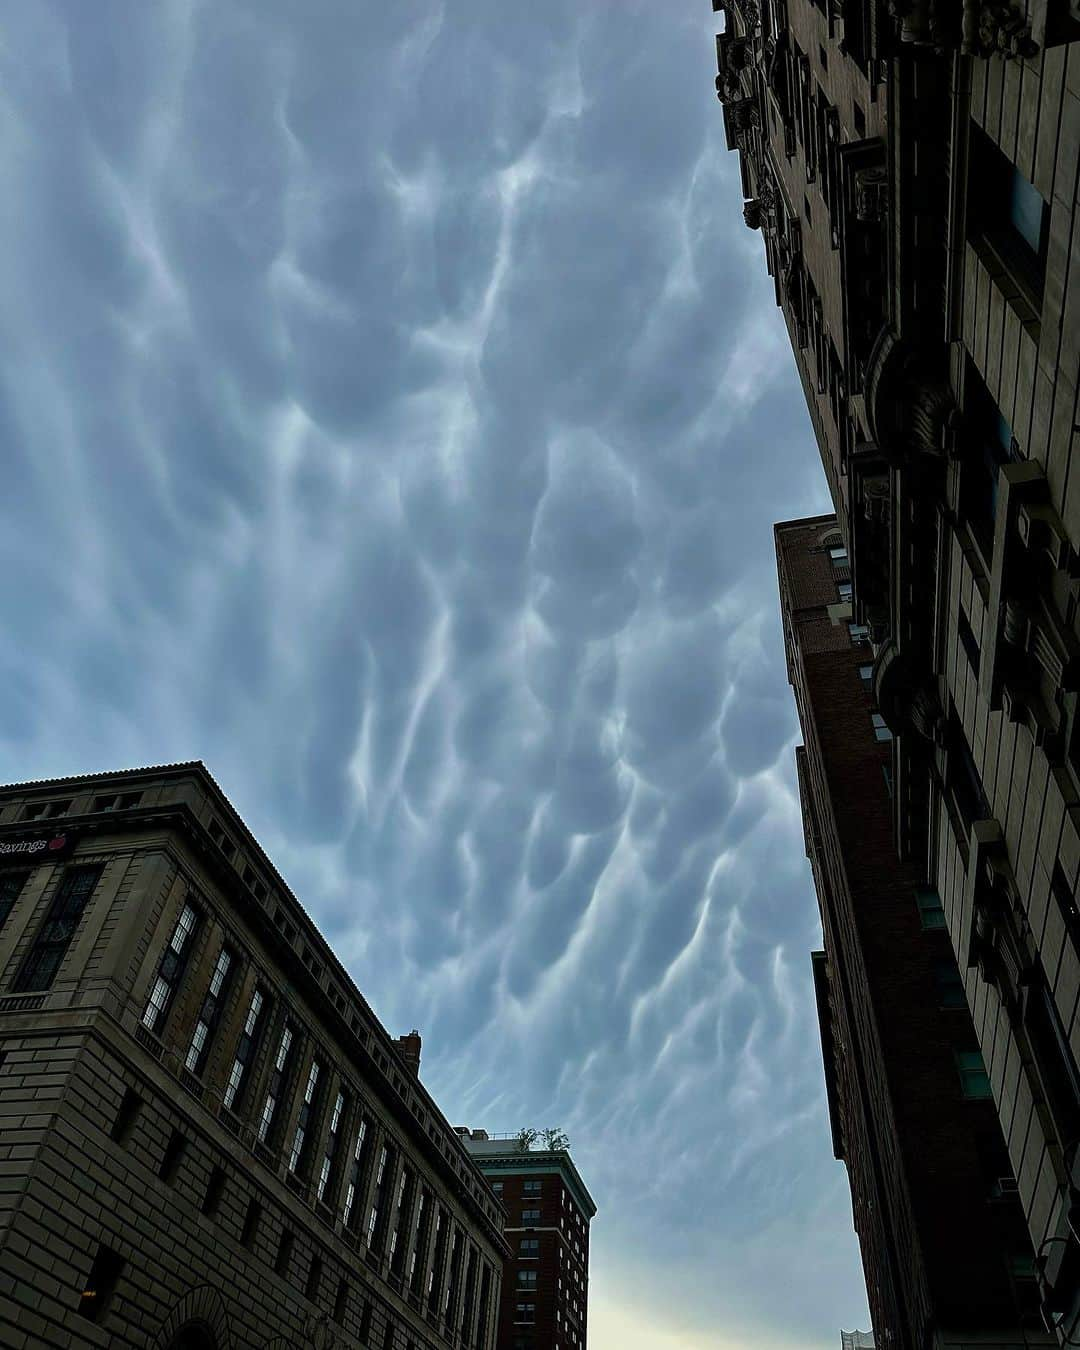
{"left": 0, "top": 0, "right": 867, "bottom": 1344}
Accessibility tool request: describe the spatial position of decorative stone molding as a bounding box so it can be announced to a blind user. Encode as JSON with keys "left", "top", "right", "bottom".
{"left": 853, "top": 165, "right": 888, "bottom": 223}
{"left": 864, "top": 325, "right": 956, "bottom": 457}
{"left": 153, "top": 1286, "right": 233, "bottom": 1350}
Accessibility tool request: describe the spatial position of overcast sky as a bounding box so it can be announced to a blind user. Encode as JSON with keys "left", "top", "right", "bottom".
{"left": 0, "top": 1, "right": 870, "bottom": 1345}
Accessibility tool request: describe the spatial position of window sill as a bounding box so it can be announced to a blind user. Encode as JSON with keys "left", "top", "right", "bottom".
{"left": 968, "top": 233, "right": 1042, "bottom": 346}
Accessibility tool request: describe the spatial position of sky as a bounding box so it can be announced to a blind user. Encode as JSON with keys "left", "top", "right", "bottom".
{"left": 0, "top": 1, "right": 870, "bottom": 1345}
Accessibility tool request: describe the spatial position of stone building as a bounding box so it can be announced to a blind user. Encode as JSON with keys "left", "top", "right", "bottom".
{"left": 714, "top": 0, "right": 1080, "bottom": 1332}
{"left": 456, "top": 1133, "right": 594, "bottom": 1350}
{"left": 778, "top": 514, "right": 1050, "bottom": 1347}
{"left": 0, "top": 762, "right": 508, "bottom": 1350}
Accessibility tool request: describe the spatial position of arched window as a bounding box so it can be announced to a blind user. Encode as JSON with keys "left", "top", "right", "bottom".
{"left": 168, "top": 1324, "right": 218, "bottom": 1350}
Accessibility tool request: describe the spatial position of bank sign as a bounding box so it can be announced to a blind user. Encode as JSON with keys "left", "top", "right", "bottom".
{"left": 0, "top": 832, "right": 76, "bottom": 863}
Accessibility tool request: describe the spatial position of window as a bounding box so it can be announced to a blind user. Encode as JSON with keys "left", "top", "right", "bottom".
{"left": 853, "top": 101, "right": 866, "bottom": 138}
{"left": 288, "top": 1058, "right": 323, "bottom": 1174}
{"left": 829, "top": 546, "right": 848, "bottom": 564}
{"left": 223, "top": 986, "right": 269, "bottom": 1111}
{"left": 78, "top": 1245, "right": 124, "bottom": 1322}
{"left": 367, "top": 1145, "right": 393, "bottom": 1250}
{"left": 110, "top": 1088, "right": 141, "bottom": 1144}
{"left": 858, "top": 663, "right": 874, "bottom": 688}
{"left": 491, "top": 1181, "right": 503, "bottom": 1195}
{"left": 275, "top": 1228, "right": 294, "bottom": 1277}
{"left": 389, "top": 1167, "right": 413, "bottom": 1274}
{"left": 316, "top": 1089, "right": 346, "bottom": 1204}
{"left": 0, "top": 871, "right": 28, "bottom": 933}
{"left": 934, "top": 960, "right": 967, "bottom": 1009}
{"left": 518, "top": 1269, "right": 538, "bottom": 1288}
{"left": 409, "top": 1188, "right": 431, "bottom": 1291}
{"left": 159, "top": 1129, "right": 186, "bottom": 1183}
{"left": 185, "top": 945, "right": 236, "bottom": 1075}
{"left": 342, "top": 1115, "right": 372, "bottom": 1228}
{"left": 258, "top": 1022, "right": 297, "bottom": 1145}
{"left": 523, "top": 1179, "right": 541, "bottom": 1196}
{"left": 818, "top": 43, "right": 828, "bottom": 68}
{"left": 24, "top": 799, "right": 70, "bottom": 821}
{"left": 522, "top": 1208, "right": 540, "bottom": 1223}
{"left": 202, "top": 1165, "right": 226, "bottom": 1216}
{"left": 305, "top": 1253, "right": 323, "bottom": 1301}
{"left": 916, "top": 887, "right": 947, "bottom": 930}
{"left": 838, "top": 581, "right": 852, "bottom": 601}
{"left": 93, "top": 791, "right": 141, "bottom": 812}
{"left": 333, "top": 1276, "right": 349, "bottom": 1323}
{"left": 241, "top": 1198, "right": 261, "bottom": 1248}
{"left": 520, "top": 1238, "right": 539, "bottom": 1257}
{"left": 14, "top": 866, "right": 102, "bottom": 993}
{"left": 803, "top": 194, "right": 812, "bottom": 226}
{"left": 968, "top": 122, "right": 1050, "bottom": 299}
{"left": 141, "top": 900, "right": 200, "bottom": 1033}
{"left": 956, "top": 1049, "right": 993, "bottom": 1099}
{"left": 871, "top": 712, "right": 893, "bottom": 742}
{"left": 848, "top": 622, "right": 870, "bottom": 646}
{"left": 957, "top": 604, "right": 981, "bottom": 677}
{"left": 515, "top": 1303, "right": 537, "bottom": 1324}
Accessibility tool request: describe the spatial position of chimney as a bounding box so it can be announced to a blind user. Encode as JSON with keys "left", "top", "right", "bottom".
{"left": 395, "top": 1029, "right": 422, "bottom": 1076}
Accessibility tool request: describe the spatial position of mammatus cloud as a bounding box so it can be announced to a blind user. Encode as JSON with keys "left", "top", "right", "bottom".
{"left": 0, "top": 0, "right": 866, "bottom": 1343}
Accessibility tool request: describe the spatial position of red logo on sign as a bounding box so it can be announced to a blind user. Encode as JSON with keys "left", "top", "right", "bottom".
{"left": 48, "top": 836, "right": 67, "bottom": 851}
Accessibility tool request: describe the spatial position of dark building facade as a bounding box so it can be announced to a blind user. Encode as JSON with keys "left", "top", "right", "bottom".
{"left": 0, "top": 763, "right": 508, "bottom": 1350}
{"left": 458, "top": 1133, "right": 594, "bottom": 1350}
{"left": 778, "top": 515, "right": 1051, "bottom": 1348}
{"left": 715, "top": 0, "right": 1080, "bottom": 1332}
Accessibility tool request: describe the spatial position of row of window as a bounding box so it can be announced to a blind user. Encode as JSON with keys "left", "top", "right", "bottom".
{"left": 19, "top": 790, "right": 142, "bottom": 822}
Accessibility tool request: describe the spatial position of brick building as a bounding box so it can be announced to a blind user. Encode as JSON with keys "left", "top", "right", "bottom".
{"left": 0, "top": 762, "right": 508, "bottom": 1349}
{"left": 714, "top": 0, "right": 1080, "bottom": 1330}
{"left": 457, "top": 1133, "right": 594, "bottom": 1350}
{"left": 777, "top": 516, "right": 1050, "bottom": 1347}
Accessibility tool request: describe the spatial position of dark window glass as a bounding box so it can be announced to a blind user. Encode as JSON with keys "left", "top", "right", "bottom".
{"left": 241, "top": 1198, "right": 261, "bottom": 1248}
{"left": 934, "top": 960, "right": 967, "bottom": 1009}
{"left": 0, "top": 871, "right": 29, "bottom": 933}
{"left": 110, "top": 1088, "right": 141, "bottom": 1144}
{"left": 957, "top": 604, "right": 981, "bottom": 676}
{"left": 185, "top": 945, "right": 237, "bottom": 1076}
{"left": 202, "top": 1165, "right": 226, "bottom": 1216}
{"left": 14, "top": 866, "right": 102, "bottom": 993}
{"left": 223, "top": 985, "right": 269, "bottom": 1112}
{"left": 275, "top": 1228, "right": 294, "bottom": 1278}
{"left": 78, "top": 1245, "right": 124, "bottom": 1322}
{"left": 916, "top": 888, "right": 947, "bottom": 931}
{"left": 305, "top": 1253, "right": 322, "bottom": 1301}
{"left": 141, "top": 900, "right": 200, "bottom": 1033}
{"left": 956, "top": 1048, "right": 993, "bottom": 1099}
{"left": 968, "top": 122, "right": 1050, "bottom": 298}
{"left": 333, "top": 1276, "right": 349, "bottom": 1323}
{"left": 159, "top": 1129, "right": 186, "bottom": 1183}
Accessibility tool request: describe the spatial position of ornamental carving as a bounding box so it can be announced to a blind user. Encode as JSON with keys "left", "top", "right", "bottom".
{"left": 962, "top": 0, "right": 1038, "bottom": 58}
{"left": 853, "top": 166, "right": 888, "bottom": 223}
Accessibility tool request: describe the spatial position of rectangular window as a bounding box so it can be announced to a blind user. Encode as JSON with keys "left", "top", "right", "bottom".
{"left": 934, "top": 960, "right": 967, "bottom": 1009}
{"left": 838, "top": 581, "right": 853, "bottom": 601}
{"left": 522, "top": 1179, "right": 541, "bottom": 1195}
{"left": 305, "top": 1253, "right": 323, "bottom": 1302}
{"left": 159, "top": 1129, "right": 186, "bottom": 1183}
{"left": 858, "top": 663, "right": 874, "bottom": 688}
{"left": 342, "top": 1115, "right": 372, "bottom": 1229}
{"left": 517, "top": 1269, "right": 538, "bottom": 1288}
{"left": 871, "top": 712, "right": 893, "bottom": 742}
{"left": 522, "top": 1208, "right": 540, "bottom": 1223}
{"left": 367, "top": 1144, "right": 393, "bottom": 1250}
{"left": 491, "top": 1180, "right": 503, "bottom": 1195}
{"left": 968, "top": 122, "right": 1050, "bottom": 300}
{"left": 957, "top": 604, "right": 981, "bottom": 677}
{"left": 333, "top": 1276, "right": 349, "bottom": 1324}
{"left": 223, "top": 985, "right": 269, "bottom": 1111}
{"left": 241, "top": 1198, "right": 261, "bottom": 1248}
{"left": 110, "top": 1087, "right": 141, "bottom": 1144}
{"left": 515, "top": 1303, "right": 536, "bottom": 1324}
{"left": 202, "top": 1165, "right": 226, "bottom": 1216}
{"left": 275, "top": 1228, "right": 294, "bottom": 1277}
{"left": 0, "top": 871, "right": 29, "bottom": 933}
{"left": 848, "top": 622, "right": 870, "bottom": 646}
{"left": 428, "top": 1208, "right": 448, "bottom": 1307}
{"left": 916, "top": 887, "right": 947, "bottom": 930}
{"left": 316, "top": 1089, "right": 346, "bottom": 1204}
{"left": 288, "top": 1058, "right": 323, "bottom": 1174}
{"left": 258, "top": 1021, "right": 297, "bottom": 1145}
{"left": 389, "top": 1166, "right": 413, "bottom": 1274}
{"left": 1051, "top": 862, "right": 1080, "bottom": 950}
{"left": 829, "top": 546, "right": 848, "bottom": 564}
{"left": 409, "top": 1188, "right": 432, "bottom": 1292}
{"left": 185, "top": 945, "right": 236, "bottom": 1075}
{"left": 520, "top": 1238, "right": 539, "bottom": 1256}
{"left": 14, "top": 865, "right": 103, "bottom": 994}
{"left": 141, "top": 900, "right": 200, "bottom": 1033}
{"left": 956, "top": 1049, "right": 993, "bottom": 1099}
{"left": 78, "top": 1245, "right": 124, "bottom": 1322}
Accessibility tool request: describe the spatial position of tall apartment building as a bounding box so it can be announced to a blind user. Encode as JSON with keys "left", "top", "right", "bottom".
{"left": 0, "top": 763, "right": 508, "bottom": 1350}
{"left": 458, "top": 1132, "right": 595, "bottom": 1350}
{"left": 714, "top": 0, "right": 1080, "bottom": 1332}
{"left": 778, "top": 515, "right": 1049, "bottom": 1347}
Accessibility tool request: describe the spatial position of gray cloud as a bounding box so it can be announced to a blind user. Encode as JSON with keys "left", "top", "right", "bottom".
{"left": 0, "top": 1, "right": 865, "bottom": 1344}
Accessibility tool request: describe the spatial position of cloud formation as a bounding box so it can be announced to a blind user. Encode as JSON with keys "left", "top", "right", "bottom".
{"left": 0, "top": 0, "right": 866, "bottom": 1343}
